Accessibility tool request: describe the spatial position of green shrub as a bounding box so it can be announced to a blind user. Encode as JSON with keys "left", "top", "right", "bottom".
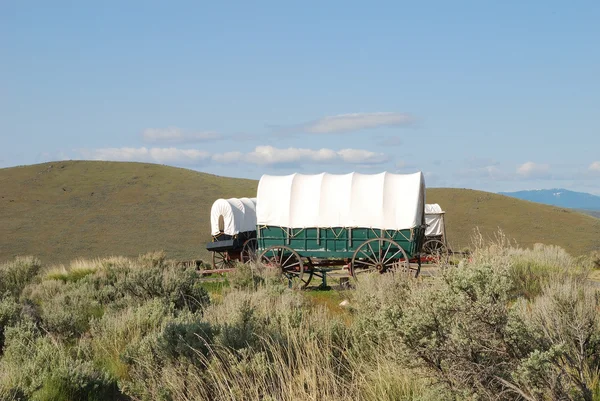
{"left": 0, "top": 293, "right": 22, "bottom": 354}
{"left": 0, "top": 256, "right": 42, "bottom": 297}
{"left": 203, "top": 287, "right": 310, "bottom": 351}
{"left": 32, "top": 361, "right": 120, "bottom": 401}
{"left": 394, "top": 252, "right": 600, "bottom": 400}
{"left": 120, "top": 315, "right": 214, "bottom": 400}
{"left": 398, "top": 262, "right": 519, "bottom": 398}
{"left": 157, "top": 320, "right": 214, "bottom": 364}
{"left": 138, "top": 250, "right": 167, "bottom": 268}
{"left": 89, "top": 298, "right": 172, "bottom": 379}
{"left": 46, "top": 268, "right": 97, "bottom": 283}
{"left": 24, "top": 280, "right": 102, "bottom": 339}
{"left": 350, "top": 272, "right": 412, "bottom": 344}
{"left": 508, "top": 279, "right": 600, "bottom": 400}
{"left": 43, "top": 258, "right": 111, "bottom": 283}
{"left": 0, "top": 320, "right": 121, "bottom": 401}
{"left": 4, "top": 247, "right": 599, "bottom": 401}
{"left": 227, "top": 262, "right": 265, "bottom": 291}
{"left": 114, "top": 264, "right": 210, "bottom": 313}
{"left": 216, "top": 298, "right": 259, "bottom": 351}
{"left": 508, "top": 244, "right": 588, "bottom": 299}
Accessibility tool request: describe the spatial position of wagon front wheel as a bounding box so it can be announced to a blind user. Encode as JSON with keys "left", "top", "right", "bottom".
{"left": 212, "top": 251, "right": 235, "bottom": 271}
{"left": 350, "top": 238, "right": 415, "bottom": 279}
{"left": 241, "top": 238, "right": 258, "bottom": 264}
{"left": 422, "top": 239, "right": 449, "bottom": 265}
{"left": 259, "top": 245, "right": 308, "bottom": 289}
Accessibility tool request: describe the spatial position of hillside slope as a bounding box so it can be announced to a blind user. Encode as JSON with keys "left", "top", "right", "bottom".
{"left": 427, "top": 188, "right": 600, "bottom": 254}
{"left": 1, "top": 161, "right": 599, "bottom": 264}
{"left": 0, "top": 161, "right": 257, "bottom": 264}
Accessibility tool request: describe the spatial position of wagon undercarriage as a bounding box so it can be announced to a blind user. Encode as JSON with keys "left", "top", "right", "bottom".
{"left": 206, "top": 236, "right": 258, "bottom": 273}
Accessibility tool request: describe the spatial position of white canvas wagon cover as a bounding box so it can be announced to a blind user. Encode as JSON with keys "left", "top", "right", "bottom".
{"left": 425, "top": 203, "right": 445, "bottom": 236}
{"left": 256, "top": 172, "right": 425, "bottom": 230}
{"left": 210, "top": 197, "right": 257, "bottom": 236}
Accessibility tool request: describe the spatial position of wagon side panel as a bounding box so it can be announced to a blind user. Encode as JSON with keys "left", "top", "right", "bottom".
{"left": 258, "top": 226, "right": 424, "bottom": 259}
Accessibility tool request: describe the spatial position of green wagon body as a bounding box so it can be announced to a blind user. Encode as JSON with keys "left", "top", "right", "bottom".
{"left": 258, "top": 225, "right": 426, "bottom": 260}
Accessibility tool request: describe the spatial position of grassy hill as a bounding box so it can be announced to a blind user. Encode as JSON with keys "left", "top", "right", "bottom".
{"left": 426, "top": 188, "right": 600, "bottom": 254}
{"left": 0, "top": 161, "right": 257, "bottom": 264}
{"left": 1, "top": 161, "right": 599, "bottom": 265}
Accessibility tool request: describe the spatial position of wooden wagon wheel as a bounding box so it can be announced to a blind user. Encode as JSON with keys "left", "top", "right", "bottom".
{"left": 422, "top": 239, "right": 449, "bottom": 265}
{"left": 259, "top": 245, "right": 311, "bottom": 289}
{"left": 212, "top": 251, "right": 235, "bottom": 270}
{"left": 302, "top": 258, "right": 315, "bottom": 288}
{"left": 350, "top": 238, "right": 417, "bottom": 278}
{"left": 241, "top": 238, "right": 258, "bottom": 264}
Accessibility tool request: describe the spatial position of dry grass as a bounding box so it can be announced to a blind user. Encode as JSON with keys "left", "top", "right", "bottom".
{"left": 0, "top": 161, "right": 257, "bottom": 264}
{"left": 123, "top": 284, "right": 440, "bottom": 401}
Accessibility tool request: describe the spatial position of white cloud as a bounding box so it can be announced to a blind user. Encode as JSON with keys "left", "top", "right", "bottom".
{"left": 213, "top": 146, "right": 388, "bottom": 166}
{"left": 589, "top": 161, "right": 600, "bottom": 172}
{"left": 87, "top": 147, "right": 211, "bottom": 165}
{"left": 242, "top": 146, "right": 337, "bottom": 165}
{"left": 81, "top": 145, "right": 387, "bottom": 167}
{"left": 292, "top": 112, "right": 414, "bottom": 134}
{"left": 338, "top": 148, "right": 387, "bottom": 164}
{"left": 516, "top": 162, "right": 550, "bottom": 178}
{"left": 142, "top": 127, "right": 222, "bottom": 143}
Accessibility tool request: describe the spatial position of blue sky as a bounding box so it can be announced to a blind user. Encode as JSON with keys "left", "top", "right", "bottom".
{"left": 1, "top": 1, "right": 599, "bottom": 194}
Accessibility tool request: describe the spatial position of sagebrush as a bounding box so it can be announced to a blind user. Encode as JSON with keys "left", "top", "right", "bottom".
{"left": 0, "top": 241, "right": 598, "bottom": 401}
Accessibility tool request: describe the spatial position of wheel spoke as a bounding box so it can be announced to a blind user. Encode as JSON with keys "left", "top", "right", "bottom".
{"left": 367, "top": 242, "right": 379, "bottom": 263}
{"left": 270, "top": 249, "right": 280, "bottom": 265}
{"left": 360, "top": 249, "right": 378, "bottom": 265}
{"left": 382, "top": 241, "right": 393, "bottom": 262}
{"left": 355, "top": 260, "right": 378, "bottom": 268}
{"left": 283, "top": 261, "right": 300, "bottom": 272}
{"left": 282, "top": 252, "right": 294, "bottom": 268}
{"left": 383, "top": 249, "right": 403, "bottom": 266}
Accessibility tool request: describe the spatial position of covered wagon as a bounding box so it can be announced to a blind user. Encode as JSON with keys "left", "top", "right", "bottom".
{"left": 206, "top": 197, "right": 258, "bottom": 270}
{"left": 256, "top": 172, "right": 427, "bottom": 287}
{"left": 421, "top": 203, "right": 450, "bottom": 262}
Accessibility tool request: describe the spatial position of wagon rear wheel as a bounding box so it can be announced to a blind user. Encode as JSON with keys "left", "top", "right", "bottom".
{"left": 350, "top": 238, "right": 417, "bottom": 279}
{"left": 422, "top": 239, "right": 449, "bottom": 266}
{"left": 259, "top": 245, "right": 310, "bottom": 289}
{"left": 241, "top": 238, "right": 258, "bottom": 264}
{"left": 212, "top": 251, "right": 235, "bottom": 270}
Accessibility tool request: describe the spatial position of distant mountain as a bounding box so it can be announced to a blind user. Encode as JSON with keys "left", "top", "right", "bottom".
{"left": 579, "top": 209, "right": 600, "bottom": 219}
{"left": 499, "top": 189, "right": 600, "bottom": 211}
